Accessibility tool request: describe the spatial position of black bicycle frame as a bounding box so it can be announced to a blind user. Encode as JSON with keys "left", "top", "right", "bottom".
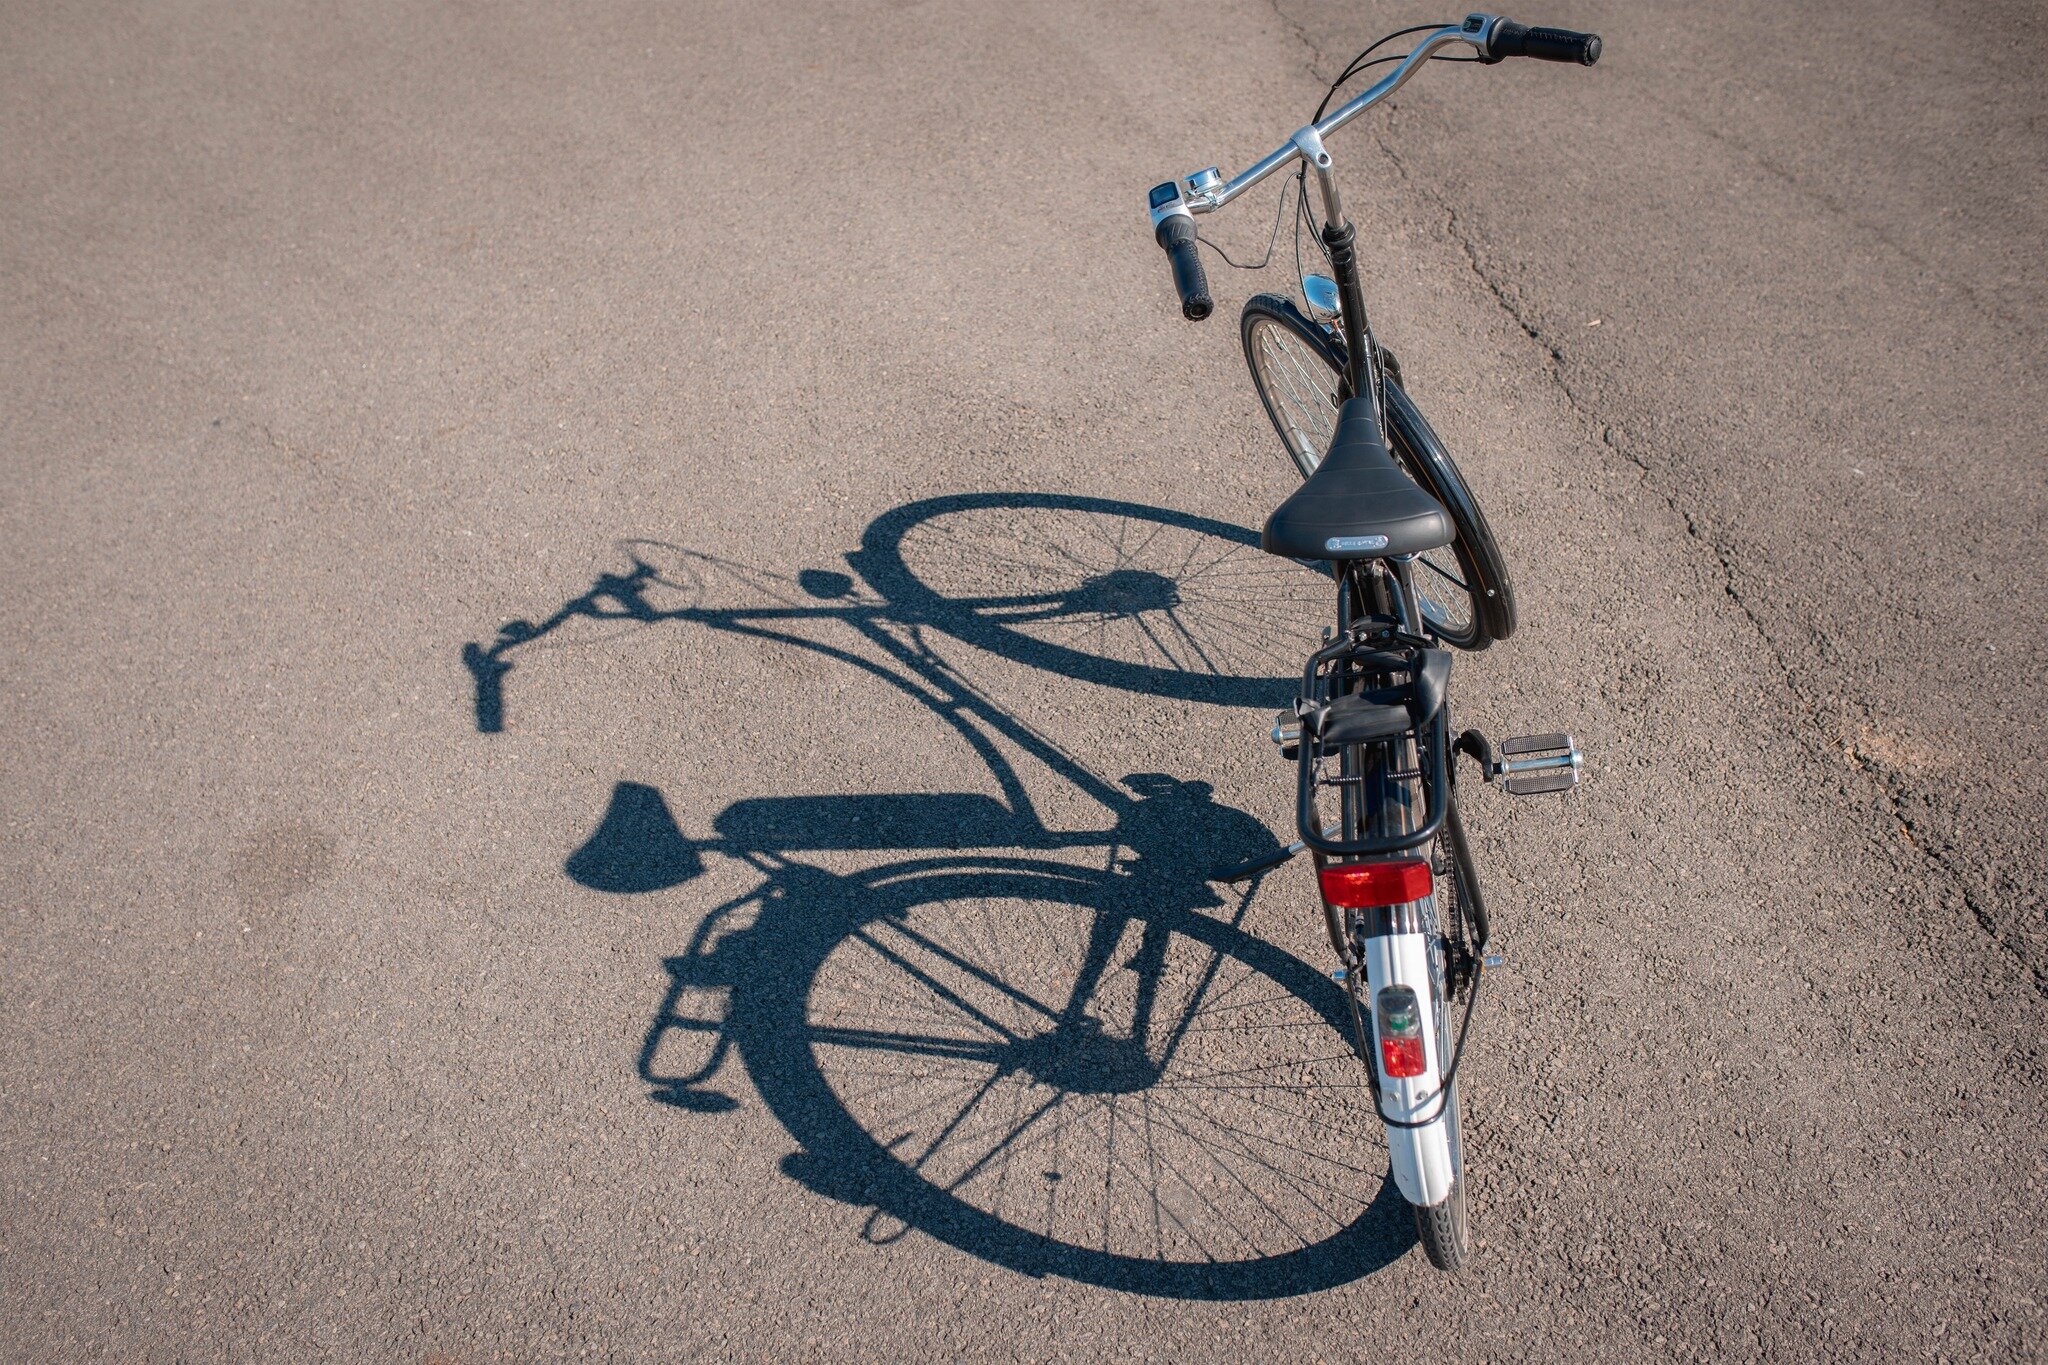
{"left": 1322, "top": 218, "right": 1379, "bottom": 409}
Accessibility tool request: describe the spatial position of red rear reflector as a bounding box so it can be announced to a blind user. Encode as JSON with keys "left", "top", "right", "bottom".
{"left": 1380, "top": 1034, "right": 1428, "bottom": 1079}
{"left": 1318, "top": 859, "right": 1432, "bottom": 908}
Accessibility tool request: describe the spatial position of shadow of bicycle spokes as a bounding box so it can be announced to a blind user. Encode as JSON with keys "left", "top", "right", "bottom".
{"left": 855, "top": 492, "right": 1330, "bottom": 706}
{"left": 471, "top": 492, "right": 1413, "bottom": 1296}
{"left": 632, "top": 803, "right": 1414, "bottom": 1297}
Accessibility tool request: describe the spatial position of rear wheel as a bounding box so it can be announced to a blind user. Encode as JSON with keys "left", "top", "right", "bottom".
{"left": 1413, "top": 1179, "right": 1468, "bottom": 1271}
{"left": 1342, "top": 749, "right": 1471, "bottom": 1273}
{"left": 1347, "top": 564, "right": 1471, "bottom": 1272}
{"left": 1240, "top": 293, "right": 1515, "bottom": 649}
{"left": 1410, "top": 876, "right": 1469, "bottom": 1271}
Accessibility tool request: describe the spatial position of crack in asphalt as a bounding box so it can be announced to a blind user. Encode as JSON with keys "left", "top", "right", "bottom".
{"left": 1260, "top": 0, "right": 2045, "bottom": 1000}
{"left": 1369, "top": 107, "right": 2047, "bottom": 1002}
{"left": 1638, "top": 92, "right": 2038, "bottom": 342}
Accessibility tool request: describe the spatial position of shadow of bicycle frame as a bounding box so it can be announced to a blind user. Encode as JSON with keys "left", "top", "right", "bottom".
{"left": 465, "top": 492, "right": 1417, "bottom": 1297}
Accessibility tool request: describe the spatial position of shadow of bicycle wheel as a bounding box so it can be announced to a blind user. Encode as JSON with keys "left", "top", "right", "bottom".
{"left": 481, "top": 494, "right": 1418, "bottom": 1295}
{"left": 854, "top": 492, "right": 1328, "bottom": 709}
{"left": 634, "top": 781, "right": 1417, "bottom": 1298}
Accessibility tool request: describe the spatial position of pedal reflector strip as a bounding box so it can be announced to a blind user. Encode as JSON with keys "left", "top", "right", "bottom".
{"left": 1319, "top": 859, "right": 1431, "bottom": 908}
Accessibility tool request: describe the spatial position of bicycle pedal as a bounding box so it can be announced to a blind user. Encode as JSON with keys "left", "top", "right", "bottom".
{"left": 1270, "top": 710, "right": 1301, "bottom": 760}
{"left": 1482, "top": 953, "right": 1504, "bottom": 969}
{"left": 1494, "top": 732, "right": 1582, "bottom": 795}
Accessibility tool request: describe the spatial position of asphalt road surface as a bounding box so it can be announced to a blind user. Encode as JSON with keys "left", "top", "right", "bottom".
{"left": 4, "top": 0, "right": 2042, "bottom": 1358}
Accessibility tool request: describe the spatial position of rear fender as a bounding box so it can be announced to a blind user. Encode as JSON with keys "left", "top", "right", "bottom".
{"left": 1361, "top": 914, "right": 1458, "bottom": 1207}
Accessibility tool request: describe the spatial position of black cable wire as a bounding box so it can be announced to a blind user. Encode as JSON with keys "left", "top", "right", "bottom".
{"left": 1317, "top": 48, "right": 1484, "bottom": 123}
{"left": 1294, "top": 165, "right": 1328, "bottom": 309}
{"left": 1212, "top": 25, "right": 1481, "bottom": 301}
{"left": 1194, "top": 170, "right": 1294, "bottom": 270}
{"left": 1297, "top": 41, "right": 1475, "bottom": 285}
{"left": 1287, "top": 28, "right": 1499, "bottom": 1136}
{"left": 1314, "top": 22, "right": 1452, "bottom": 121}
{"left": 1368, "top": 961, "right": 1485, "bottom": 1130}
{"left": 1295, "top": 35, "right": 1481, "bottom": 407}
{"left": 1316, "top": 26, "right": 1441, "bottom": 120}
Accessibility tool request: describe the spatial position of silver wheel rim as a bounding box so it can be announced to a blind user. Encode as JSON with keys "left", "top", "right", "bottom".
{"left": 1247, "top": 316, "right": 1341, "bottom": 478}
{"left": 1412, "top": 553, "right": 1475, "bottom": 640}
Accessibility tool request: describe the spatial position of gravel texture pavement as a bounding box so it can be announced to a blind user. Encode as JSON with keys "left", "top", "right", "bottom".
{"left": 3, "top": 1, "right": 2042, "bottom": 1359}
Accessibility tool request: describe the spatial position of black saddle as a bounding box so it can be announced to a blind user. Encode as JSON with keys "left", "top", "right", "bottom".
{"left": 1262, "top": 397, "right": 1453, "bottom": 560}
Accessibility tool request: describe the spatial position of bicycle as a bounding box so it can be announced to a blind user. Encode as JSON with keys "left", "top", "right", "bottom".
{"left": 1146, "top": 14, "right": 1601, "bottom": 1270}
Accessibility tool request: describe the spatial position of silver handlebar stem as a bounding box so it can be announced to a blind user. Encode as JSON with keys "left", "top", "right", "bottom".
{"left": 1293, "top": 124, "right": 1345, "bottom": 227}
{"left": 1180, "top": 20, "right": 1493, "bottom": 216}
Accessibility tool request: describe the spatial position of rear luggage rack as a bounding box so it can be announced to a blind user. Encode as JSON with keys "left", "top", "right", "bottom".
{"left": 1292, "top": 625, "right": 1451, "bottom": 857}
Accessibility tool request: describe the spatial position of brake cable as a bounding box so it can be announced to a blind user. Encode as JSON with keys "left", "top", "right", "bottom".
{"left": 1315, "top": 23, "right": 1455, "bottom": 120}
{"left": 1194, "top": 170, "right": 1294, "bottom": 270}
{"left": 1204, "top": 25, "right": 1481, "bottom": 279}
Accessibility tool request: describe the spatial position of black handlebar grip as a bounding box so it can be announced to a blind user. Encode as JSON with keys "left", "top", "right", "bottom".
{"left": 1490, "top": 20, "right": 1602, "bottom": 65}
{"left": 1155, "top": 214, "right": 1213, "bottom": 321}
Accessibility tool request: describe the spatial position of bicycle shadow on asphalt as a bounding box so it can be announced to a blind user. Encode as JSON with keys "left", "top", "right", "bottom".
{"left": 460, "top": 491, "right": 1331, "bottom": 734}
{"left": 463, "top": 494, "right": 1416, "bottom": 1298}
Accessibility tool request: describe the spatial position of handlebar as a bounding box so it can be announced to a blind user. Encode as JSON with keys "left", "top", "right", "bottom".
{"left": 1484, "top": 19, "right": 1601, "bottom": 64}
{"left": 1155, "top": 213, "right": 1213, "bottom": 321}
{"left": 1149, "top": 12, "right": 1600, "bottom": 318}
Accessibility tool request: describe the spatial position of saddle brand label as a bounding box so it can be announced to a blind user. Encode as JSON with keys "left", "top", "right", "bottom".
{"left": 1325, "top": 535, "right": 1390, "bottom": 553}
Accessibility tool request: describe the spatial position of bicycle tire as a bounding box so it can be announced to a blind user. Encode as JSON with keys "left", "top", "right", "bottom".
{"left": 1411, "top": 862, "right": 1469, "bottom": 1270}
{"left": 1413, "top": 1178, "right": 1468, "bottom": 1271}
{"left": 1239, "top": 293, "right": 1516, "bottom": 649}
